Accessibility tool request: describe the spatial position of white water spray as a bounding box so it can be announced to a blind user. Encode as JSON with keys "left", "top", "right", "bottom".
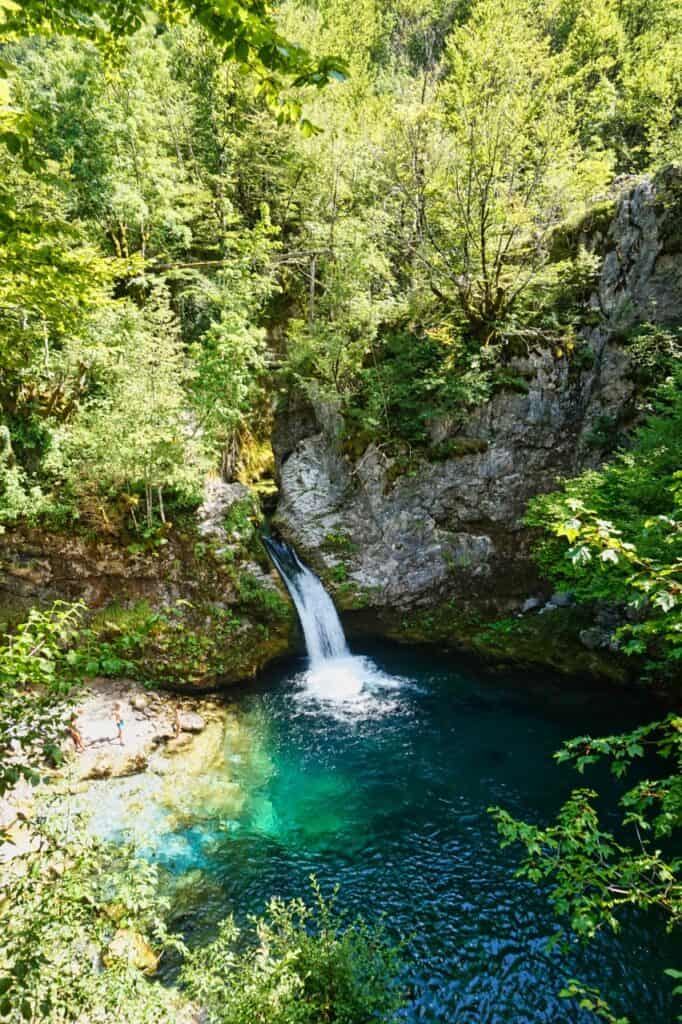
{"left": 264, "top": 537, "right": 405, "bottom": 714}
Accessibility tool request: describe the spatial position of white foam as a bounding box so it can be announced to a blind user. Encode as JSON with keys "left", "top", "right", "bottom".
{"left": 292, "top": 654, "right": 411, "bottom": 720}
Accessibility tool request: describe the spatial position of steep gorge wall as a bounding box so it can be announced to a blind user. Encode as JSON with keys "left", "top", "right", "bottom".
{"left": 272, "top": 168, "right": 682, "bottom": 671}
{"left": 273, "top": 336, "right": 630, "bottom": 613}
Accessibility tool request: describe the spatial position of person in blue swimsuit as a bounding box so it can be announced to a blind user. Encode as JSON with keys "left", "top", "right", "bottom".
{"left": 113, "top": 702, "right": 125, "bottom": 746}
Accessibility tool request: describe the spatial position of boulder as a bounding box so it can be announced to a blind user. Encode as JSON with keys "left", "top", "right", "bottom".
{"left": 179, "top": 711, "right": 206, "bottom": 734}
{"left": 166, "top": 734, "right": 193, "bottom": 753}
{"left": 85, "top": 756, "right": 113, "bottom": 780}
{"left": 197, "top": 479, "right": 251, "bottom": 541}
{"left": 521, "top": 597, "right": 543, "bottom": 614}
{"left": 104, "top": 929, "right": 158, "bottom": 974}
{"left": 579, "top": 627, "right": 607, "bottom": 651}
{"left": 83, "top": 751, "right": 148, "bottom": 780}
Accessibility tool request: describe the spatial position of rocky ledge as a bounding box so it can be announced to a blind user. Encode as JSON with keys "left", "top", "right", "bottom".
{"left": 0, "top": 480, "right": 297, "bottom": 690}
{"left": 0, "top": 679, "right": 226, "bottom": 863}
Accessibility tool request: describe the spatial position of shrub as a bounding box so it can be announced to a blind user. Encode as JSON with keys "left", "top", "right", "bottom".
{"left": 526, "top": 370, "right": 682, "bottom": 680}
{"left": 181, "top": 878, "right": 407, "bottom": 1024}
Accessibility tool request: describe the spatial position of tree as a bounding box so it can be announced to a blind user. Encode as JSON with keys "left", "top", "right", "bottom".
{"left": 62, "top": 290, "right": 207, "bottom": 528}
{"left": 1, "top": 0, "right": 347, "bottom": 108}
{"left": 0, "top": 816, "right": 183, "bottom": 1024}
{"left": 187, "top": 220, "right": 278, "bottom": 477}
{"left": 492, "top": 713, "right": 682, "bottom": 1022}
{"left": 526, "top": 363, "right": 682, "bottom": 680}
{"left": 0, "top": 601, "right": 84, "bottom": 799}
{"left": 181, "top": 879, "right": 407, "bottom": 1024}
{"left": 424, "top": 0, "right": 608, "bottom": 341}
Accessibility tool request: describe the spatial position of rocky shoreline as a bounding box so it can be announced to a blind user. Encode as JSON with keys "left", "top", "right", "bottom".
{"left": 0, "top": 679, "right": 226, "bottom": 864}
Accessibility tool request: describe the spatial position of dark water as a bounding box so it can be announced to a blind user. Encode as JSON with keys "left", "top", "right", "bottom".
{"left": 143, "top": 642, "right": 677, "bottom": 1023}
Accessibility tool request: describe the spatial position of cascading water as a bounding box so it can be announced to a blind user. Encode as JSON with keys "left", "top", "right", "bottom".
{"left": 263, "top": 537, "right": 348, "bottom": 663}
{"left": 263, "top": 536, "right": 401, "bottom": 712}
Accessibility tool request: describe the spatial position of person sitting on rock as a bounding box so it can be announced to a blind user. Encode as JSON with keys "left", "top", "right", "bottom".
{"left": 173, "top": 705, "right": 182, "bottom": 738}
{"left": 69, "top": 708, "right": 85, "bottom": 752}
{"left": 113, "top": 703, "right": 125, "bottom": 746}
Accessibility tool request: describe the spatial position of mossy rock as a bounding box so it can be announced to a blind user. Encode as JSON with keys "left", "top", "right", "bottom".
{"left": 320, "top": 531, "right": 359, "bottom": 555}
{"left": 332, "top": 580, "right": 376, "bottom": 611}
{"left": 549, "top": 199, "right": 617, "bottom": 263}
{"left": 428, "top": 437, "right": 489, "bottom": 461}
{"left": 389, "top": 601, "right": 629, "bottom": 683}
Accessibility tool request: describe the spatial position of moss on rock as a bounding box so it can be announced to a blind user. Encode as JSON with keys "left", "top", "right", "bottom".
{"left": 388, "top": 601, "right": 630, "bottom": 683}
{"left": 0, "top": 517, "right": 297, "bottom": 691}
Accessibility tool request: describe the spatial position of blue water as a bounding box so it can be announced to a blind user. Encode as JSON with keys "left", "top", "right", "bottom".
{"left": 143, "top": 642, "right": 677, "bottom": 1022}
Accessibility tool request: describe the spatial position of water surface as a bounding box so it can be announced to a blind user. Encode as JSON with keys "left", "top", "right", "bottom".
{"left": 94, "top": 642, "right": 679, "bottom": 1022}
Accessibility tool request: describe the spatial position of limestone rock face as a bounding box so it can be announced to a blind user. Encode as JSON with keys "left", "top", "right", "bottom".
{"left": 600, "top": 165, "right": 682, "bottom": 329}
{"left": 273, "top": 170, "right": 680, "bottom": 619}
{"left": 197, "top": 479, "right": 251, "bottom": 542}
{"left": 273, "top": 328, "right": 636, "bottom": 614}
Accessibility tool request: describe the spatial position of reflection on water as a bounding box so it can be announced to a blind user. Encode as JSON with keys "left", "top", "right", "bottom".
{"left": 71, "top": 643, "right": 679, "bottom": 1023}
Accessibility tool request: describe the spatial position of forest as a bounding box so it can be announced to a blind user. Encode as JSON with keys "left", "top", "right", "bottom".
{"left": 0, "top": 0, "right": 681, "bottom": 1022}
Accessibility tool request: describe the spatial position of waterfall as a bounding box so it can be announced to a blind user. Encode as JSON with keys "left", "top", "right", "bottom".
{"left": 263, "top": 537, "right": 349, "bottom": 664}
{"left": 263, "top": 537, "right": 403, "bottom": 717}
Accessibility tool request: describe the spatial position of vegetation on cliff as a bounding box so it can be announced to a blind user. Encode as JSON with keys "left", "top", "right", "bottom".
{"left": 1, "top": 0, "right": 681, "bottom": 534}
{"left": 528, "top": 360, "right": 682, "bottom": 682}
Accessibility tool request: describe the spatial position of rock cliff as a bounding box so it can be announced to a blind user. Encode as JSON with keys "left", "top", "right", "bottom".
{"left": 272, "top": 167, "right": 682, "bottom": 674}
{"left": 273, "top": 334, "right": 630, "bottom": 613}
{"left": 0, "top": 482, "right": 296, "bottom": 689}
